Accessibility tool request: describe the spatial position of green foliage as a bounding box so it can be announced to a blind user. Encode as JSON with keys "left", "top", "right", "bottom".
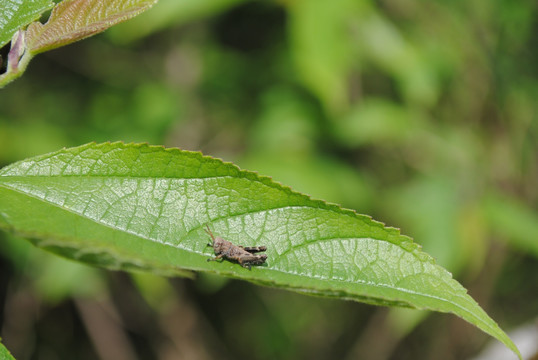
{"left": 0, "top": 142, "right": 522, "bottom": 358}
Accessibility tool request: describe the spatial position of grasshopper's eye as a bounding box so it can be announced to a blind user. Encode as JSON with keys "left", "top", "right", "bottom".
{"left": 214, "top": 238, "right": 224, "bottom": 250}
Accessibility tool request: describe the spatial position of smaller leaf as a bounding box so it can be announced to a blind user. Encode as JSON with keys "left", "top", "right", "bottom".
{"left": 0, "top": 0, "right": 53, "bottom": 48}
{"left": 26, "top": 0, "right": 158, "bottom": 54}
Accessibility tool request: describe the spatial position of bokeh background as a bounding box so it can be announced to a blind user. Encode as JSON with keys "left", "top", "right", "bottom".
{"left": 1, "top": 0, "right": 537, "bottom": 359}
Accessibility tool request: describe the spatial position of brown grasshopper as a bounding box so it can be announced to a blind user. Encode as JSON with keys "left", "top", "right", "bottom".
{"left": 205, "top": 225, "right": 267, "bottom": 269}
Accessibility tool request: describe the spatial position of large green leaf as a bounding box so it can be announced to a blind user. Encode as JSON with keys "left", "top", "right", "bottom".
{"left": 0, "top": 142, "right": 521, "bottom": 359}
{"left": 0, "top": 0, "right": 53, "bottom": 48}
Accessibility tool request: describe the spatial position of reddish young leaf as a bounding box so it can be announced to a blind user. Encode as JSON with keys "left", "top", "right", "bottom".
{"left": 26, "top": 0, "right": 157, "bottom": 54}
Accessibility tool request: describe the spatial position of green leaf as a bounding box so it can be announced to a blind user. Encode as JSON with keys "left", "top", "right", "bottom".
{"left": 25, "top": 0, "right": 158, "bottom": 54}
{"left": 0, "top": 142, "right": 521, "bottom": 359}
{"left": 0, "top": 0, "right": 53, "bottom": 48}
{"left": 0, "top": 340, "right": 16, "bottom": 360}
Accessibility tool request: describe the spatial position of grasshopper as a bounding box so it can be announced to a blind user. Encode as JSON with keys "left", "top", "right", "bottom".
{"left": 205, "top": 225, "right": 267, "bottom": 269}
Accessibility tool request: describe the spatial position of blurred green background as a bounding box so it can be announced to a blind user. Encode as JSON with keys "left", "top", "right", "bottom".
{"left": 1, "top": 0, "right": 537, "bottom": 359}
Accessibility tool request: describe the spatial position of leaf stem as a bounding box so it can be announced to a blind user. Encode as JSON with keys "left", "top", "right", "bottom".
{"left": 0, "top": 30, "right": 35, "bottom": 89}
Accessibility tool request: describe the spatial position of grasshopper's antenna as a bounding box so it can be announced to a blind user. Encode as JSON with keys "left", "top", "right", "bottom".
{"left": 204, "top": 224, "right": 215, "bottom": 244}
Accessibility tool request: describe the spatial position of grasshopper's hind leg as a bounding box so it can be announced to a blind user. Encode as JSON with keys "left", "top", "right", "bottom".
{"left": 240, "top": 246, "right": 267, "bottom": 254}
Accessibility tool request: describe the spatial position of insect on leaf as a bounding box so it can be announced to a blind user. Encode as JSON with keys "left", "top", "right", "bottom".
{"left": 0, "top": 142, "right": 522, "bottom": 359}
